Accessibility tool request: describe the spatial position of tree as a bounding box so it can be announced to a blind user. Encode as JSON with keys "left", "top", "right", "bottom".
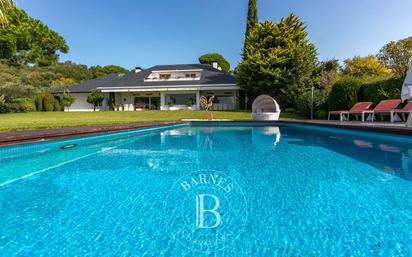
{"left": 314, "top": 59, "right": 341, "bottom": 91}
{"left": 0, "top": 61, "right": 94, "bottom": 99}
{"left": 0, "top": 0, "right": 13, "bottom": 26}
{"left": 90, "top": 65, "right": 128, "bottom": 78}
{"left": 343, "top": 55, "right": 392, "bottom": 78}
{"left": 316, "top": 59, "right": 340, "bottom": 74}
{"left": 235, "top": 14, "right": 317, "bottom": 108}
{"left": 244, "top": 0, "right": 258, "bottom": 56}
{"left": 199, "top": 53, "right": 230, "bottom": 73}
{"left": 0, "top": 7, "right": 68, "bottom": 66}
{"left": 87, "top": 89, "right": 104, "bottom": 111}
{"left": 377, "top": 36, "right": 412, "bottom": 77}
{"left": 61, "top": 90, "right": 75, "bottom": 111}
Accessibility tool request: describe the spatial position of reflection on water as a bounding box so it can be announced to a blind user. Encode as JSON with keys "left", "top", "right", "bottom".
{"left": 159, "top": 125, "right": 412, "bottom": 182}
{"left": 280, "top": 125, "right": 412, "bottom": 182}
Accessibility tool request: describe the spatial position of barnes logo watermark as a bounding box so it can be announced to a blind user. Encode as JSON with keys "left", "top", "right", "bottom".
{"left": 164, "top": 171, "right": 248, "bottom": 252}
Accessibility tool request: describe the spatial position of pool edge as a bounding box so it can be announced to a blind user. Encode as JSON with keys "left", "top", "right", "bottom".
{"left": 2, "top": 119, "right": 412, "bottom": 146}
{"left": 0, "top": 121, "right": 185, "bottom": 146}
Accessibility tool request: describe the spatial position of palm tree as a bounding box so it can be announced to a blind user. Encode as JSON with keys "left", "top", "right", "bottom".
{"left": 0, "top": 0, "right": 14, "bottom": 26}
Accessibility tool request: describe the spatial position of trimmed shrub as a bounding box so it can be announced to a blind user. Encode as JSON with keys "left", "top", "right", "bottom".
{"left": 35, "top": 94, "right": 44, "bottom": 112}
{"left": 43, "top": 93, "right": 55, "bottom": 111}
{"left": 11, "top": 98, "right": 36, "bottom": 112}
{"left": 54, "top": 97, "right": 62, "bottom": 111}
{"left": 329, "top": 77, "right": 363, "bottom": 111}
{"left": 0, "top": 95, "right": 11, "bottom": 114}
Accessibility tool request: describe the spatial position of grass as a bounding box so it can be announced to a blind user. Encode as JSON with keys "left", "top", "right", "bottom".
{"left": 0, "top": 111, "right": 303, "bottom": 131}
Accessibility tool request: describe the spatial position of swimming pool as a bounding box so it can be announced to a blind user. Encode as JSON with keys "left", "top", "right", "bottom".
{"left": 0, "top": 122, "right": 411, "bottom": 256}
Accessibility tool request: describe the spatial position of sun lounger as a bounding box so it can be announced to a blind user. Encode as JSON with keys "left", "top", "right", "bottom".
{"left": 393, "top": 102, "right": 412, "bottom": 121}
{"left": 328, "top": 102, "right": 373, "bottom": 121}
{"left": 361, "top": 99, "right": 402, "bottom": 122}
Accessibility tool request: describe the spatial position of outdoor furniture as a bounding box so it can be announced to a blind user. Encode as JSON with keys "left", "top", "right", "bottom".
{"left": 252, "top": 95, "right": 281, "bottom": 121}
{"left": 393, "top": 102, "right": 412, "bottom": 121}
{"left": 134, "top": 103, "right": 146, "bottom": 111}
{"left": 361, "top": 99, "right": 402, "bottom": 123}
{"left": 328, "top": 102, "right": 372, "bottom": 122}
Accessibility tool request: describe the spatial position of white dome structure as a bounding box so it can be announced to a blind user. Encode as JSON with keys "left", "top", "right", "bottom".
{"left": 252, "top": 95, "right": 281, "bottom": 121}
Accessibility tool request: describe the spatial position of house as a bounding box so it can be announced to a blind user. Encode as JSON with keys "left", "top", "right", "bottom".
{"left": 63, "top": 63, "right": 243, "bottom": 111}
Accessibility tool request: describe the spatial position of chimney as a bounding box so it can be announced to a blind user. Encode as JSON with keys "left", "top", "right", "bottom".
{"left": 212, "top": 62, "right": 219, "bottom": 70}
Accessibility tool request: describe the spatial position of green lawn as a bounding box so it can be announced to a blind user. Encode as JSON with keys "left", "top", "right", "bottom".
{"left": 0, "top": 111, "right": 302, "bottom": 131}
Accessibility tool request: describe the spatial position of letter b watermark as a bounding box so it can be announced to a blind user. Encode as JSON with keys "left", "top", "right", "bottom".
{"left": 164, "top": 170, "right": 248, "bottom": 252}
{"left": 195, "top": 194, "right": 221, "bottom": 229}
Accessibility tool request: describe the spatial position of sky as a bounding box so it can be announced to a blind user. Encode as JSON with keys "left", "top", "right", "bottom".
{"left": 16, "top": 0, "right": 412, "bottom": 70}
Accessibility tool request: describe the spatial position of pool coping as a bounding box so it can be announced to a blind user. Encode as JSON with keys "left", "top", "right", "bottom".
{"left": 0, "top": 121, "right": 185, "bottom": 146}
{"left": 1, "top": 119, "right": 412, "bottom": 146}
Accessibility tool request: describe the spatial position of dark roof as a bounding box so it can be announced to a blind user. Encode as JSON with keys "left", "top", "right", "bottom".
{"left": 56, "top": 74, "right": 121, "bottom": 93}
{"left": 61, "top": 64, "right": 236, "bottom": 93}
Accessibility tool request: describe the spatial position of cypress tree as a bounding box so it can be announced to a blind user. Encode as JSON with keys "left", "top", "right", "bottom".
{"left": 243, "top": 0, "right": 258, "bottom": 57}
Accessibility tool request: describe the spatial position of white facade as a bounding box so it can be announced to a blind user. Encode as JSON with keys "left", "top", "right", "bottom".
{"left": 66, "top": 89, "right": 238, "bottom": 112}
{"left": 64, "top": 66, "right": 240, "bottom": 112}
{"left": 66, "top": 93, "right": 109, "bottom": 112}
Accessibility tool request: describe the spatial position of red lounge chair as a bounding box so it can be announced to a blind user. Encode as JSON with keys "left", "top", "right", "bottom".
{"left": 328, "top": 102, "right": 373, "bottom": 121}
{"left": 392, "top": 102, "right": 412, "bottom": 122}
{"left": 361, "top": 99, "right": 402, "bottom": 123}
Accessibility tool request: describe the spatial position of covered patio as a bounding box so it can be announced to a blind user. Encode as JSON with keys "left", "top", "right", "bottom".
{"left": 101, "top": 88, "right": 240, "bottom": 111}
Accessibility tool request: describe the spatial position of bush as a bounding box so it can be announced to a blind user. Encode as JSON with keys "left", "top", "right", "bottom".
{"left": 0, "top": 103, "right": 10, "bottom": 113}
{"left": 359, "top": 77, "right": 403, "bottom": 103}
{"left": 315, "top": 109, "right": 328, "bottom": 120}
{"left": 0, "top": 95, "right": 11, "bottom": 113}
{"left": 43, "top": 93, "right": 55, "bottom": 111}
{"left": 329, "top": 77, "right": 363, "bottom": 111}
{"left": 35, "top": 94, "right": 44, "bottom": 111}
{"left": 54, "top": 97, "right": 62, "bottom": 111}
{"left": 11, "top": 98, "right": 36, "bottom": 112}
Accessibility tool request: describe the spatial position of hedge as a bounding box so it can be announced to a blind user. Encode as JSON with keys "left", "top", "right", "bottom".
{"left": 358, "top": 77, "right": 403, "bottom": 104}
{"left": 328, "top": 77, "right": 363, "bottom": 111}
{"left": 11, "top": 98, "right": 36, "bottom": 112}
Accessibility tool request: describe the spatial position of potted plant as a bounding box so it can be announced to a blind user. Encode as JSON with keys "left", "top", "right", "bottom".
{"left": 186, "top": 98, "right": 195, "bottom": 110}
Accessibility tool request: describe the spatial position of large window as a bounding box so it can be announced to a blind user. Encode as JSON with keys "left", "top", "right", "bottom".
{"left": 159, "top": 74, "right": 171, "bottom": 80}
{"left": 165, "top": 94, "right": 196, "bottom": 105}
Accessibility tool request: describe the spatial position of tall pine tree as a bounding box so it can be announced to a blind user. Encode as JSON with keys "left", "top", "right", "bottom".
{"left": 243, "top": 0, "right": 258, "bottom": 57}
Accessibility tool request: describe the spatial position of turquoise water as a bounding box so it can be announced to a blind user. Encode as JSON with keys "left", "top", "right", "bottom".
{"left": 0, "top": 123, "right": 412, "bottom": 256}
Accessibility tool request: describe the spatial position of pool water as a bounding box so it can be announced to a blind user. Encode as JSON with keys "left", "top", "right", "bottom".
{"left": 0, "top": 123, "right": 412, "bottom": 256}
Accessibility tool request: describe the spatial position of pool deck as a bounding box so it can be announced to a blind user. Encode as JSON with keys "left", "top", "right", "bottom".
{"left": 0, "top": 122, "right": 183, "bottom": 146}
{"left": 0, "top": 120, "right": 411, "bottom": 146}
